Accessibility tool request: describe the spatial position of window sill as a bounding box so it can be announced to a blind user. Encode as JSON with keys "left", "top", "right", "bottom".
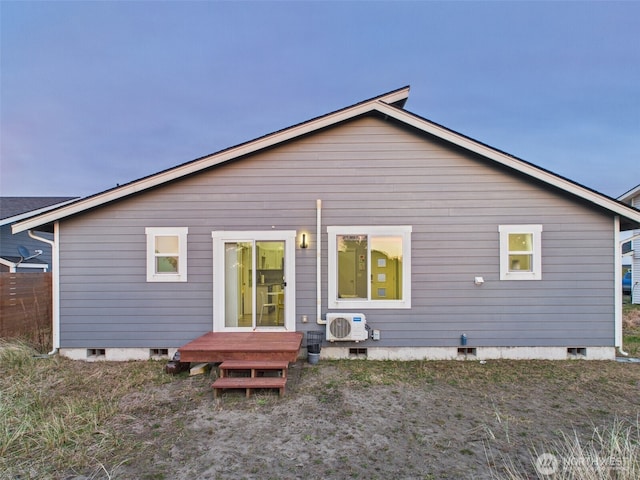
{"left": 330, "top": 299, "right": 411, "bottom": 309}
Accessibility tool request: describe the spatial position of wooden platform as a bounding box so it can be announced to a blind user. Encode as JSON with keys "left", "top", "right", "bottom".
{"left": 178, "top": 331, "right": 303, "bottom": 363}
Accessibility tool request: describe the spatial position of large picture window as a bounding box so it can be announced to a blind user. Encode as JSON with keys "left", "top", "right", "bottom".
{"left": 328, "top": 226, "right": 411, "bottom": 309}
{"left": 498, "top": 225, "right": 542, "bottom": 280}
{"left": 146, "top": 227, "right": 188, "bottom": 282}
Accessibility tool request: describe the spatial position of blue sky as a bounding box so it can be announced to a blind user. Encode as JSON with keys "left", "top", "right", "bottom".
{"left": 1, "top": 1, "right": 638, "bottom": 199}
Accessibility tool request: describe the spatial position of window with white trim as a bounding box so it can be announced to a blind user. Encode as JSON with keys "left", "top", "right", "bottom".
{"left": 145, "top": 227, "right": 188, "bottom": 282}
{"left": 498, "top": 225, "right": 542, "bottom": 280}
{"left": 328, "top": 226, "right": 411, "bottom": 309}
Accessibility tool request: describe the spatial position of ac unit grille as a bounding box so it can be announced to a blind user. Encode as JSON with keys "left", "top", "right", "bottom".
{"left": 329, "top": 317, "right": 352, "bottom": 339}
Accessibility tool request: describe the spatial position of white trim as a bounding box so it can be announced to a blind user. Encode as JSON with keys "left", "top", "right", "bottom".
{"left": 145, "top": 227, "right": 188, "bottom": 282}
{"left": 12, "top": 90, "right": 409, "bottom": 234}
{"left": 618, "top": 184, "right": 640, "bottom": 203}
{"left": 13, "top": 87, "right": 640, "bottom": 235}
{"left": 327, "top": 225, "right": 412, "bottom": 309}
{"left": 211, "top": 230, "right": 297, "bottom": 332}
{"left": 0, "top": 198, "right": 77, "bottom": 227}
{"left": 498, "top": 225, "right": 543, "bottom": 281}
{"left": 0, "top": 258, "right": 17, "bottom": 272}
{"left": 0, "top": 258, "right": 48, "bottom": 272}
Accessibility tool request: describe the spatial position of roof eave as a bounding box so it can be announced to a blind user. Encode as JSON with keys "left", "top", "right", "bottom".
{"left": 374, "top": 102, "right": 640, "bottom": 230}
{"left": 12, "top": 85, "right": 640, "bottom": 233}
{"left": 13, "top": 87, "right": 410, "bottom": 234}
{"left": 618, "top": 184, "right": 640, "bottom": 203}
{"left": 1, "top": 198, "right": 78, "bottom": 227}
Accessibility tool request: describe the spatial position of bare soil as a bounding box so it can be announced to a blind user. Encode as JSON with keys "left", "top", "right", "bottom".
{"left": 109, "top": 358, "right": 640, "bottom": 480}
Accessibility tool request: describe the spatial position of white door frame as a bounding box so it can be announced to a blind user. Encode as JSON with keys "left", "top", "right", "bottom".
{"left": 212, "top": 230, "right": 296, "bottom": 332}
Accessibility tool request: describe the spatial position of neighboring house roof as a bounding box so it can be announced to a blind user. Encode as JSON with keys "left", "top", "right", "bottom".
{"left": 1, "top": 197, "right": 75, "bottom": 271}
{"left": 1, "top": 197, "right": 78, "bottom": 226}
{"left": 618, "top": 184, "right": 640, "bottom": 204}
{"left": 12, "top": 86, "right": 640, "bottom": 233}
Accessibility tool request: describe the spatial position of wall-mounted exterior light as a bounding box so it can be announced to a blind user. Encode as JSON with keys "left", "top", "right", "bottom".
{"left": 300, "top": 233, "right": 308, "bottom": 249}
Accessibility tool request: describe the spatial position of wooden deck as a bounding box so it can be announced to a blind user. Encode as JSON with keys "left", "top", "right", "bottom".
{"left": 178, "top": 331, "right": 303, "bottom": 363}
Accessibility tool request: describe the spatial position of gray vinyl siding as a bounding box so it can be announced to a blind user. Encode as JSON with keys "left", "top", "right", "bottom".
{"left": 58, "top": 114, "right": 616, "bottom": 348}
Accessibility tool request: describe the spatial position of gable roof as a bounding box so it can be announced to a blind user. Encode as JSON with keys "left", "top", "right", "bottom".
{"left": 13, "top": 86, "right": 640, "bottom": 233}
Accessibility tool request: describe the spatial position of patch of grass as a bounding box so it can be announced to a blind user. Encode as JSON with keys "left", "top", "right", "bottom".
{"left": 623, "top": 303, "right": 640, "bottom": 357}
{"left": 0, "top": 339, "right": 172, "bottom": 478}
{"left": 489, "top": 417, "right": 640, "bottom": 479}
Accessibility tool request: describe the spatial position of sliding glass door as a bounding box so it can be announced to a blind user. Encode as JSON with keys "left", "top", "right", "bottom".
{"left": 213, "top": 231, "right": 296, "bottom": 331}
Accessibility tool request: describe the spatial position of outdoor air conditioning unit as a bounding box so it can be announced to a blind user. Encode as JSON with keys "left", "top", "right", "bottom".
{"left": 326, "top": 313, "right": 368, "bottom": 342}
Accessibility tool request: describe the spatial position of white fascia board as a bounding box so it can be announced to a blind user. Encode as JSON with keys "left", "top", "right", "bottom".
{"left": 374, "top": 102, "right": 640, "bottom": 226}
{"left": 1, "top": 199, "right": 78, "bottom": 227}
{"left": 13, "top": 89, "right": 410, "bottom": 234}
{"left": 377, "top": 87, "right": 411, "bottom": 106}
{"left": 618, "top": 184, "right": 640, "bottom": 202}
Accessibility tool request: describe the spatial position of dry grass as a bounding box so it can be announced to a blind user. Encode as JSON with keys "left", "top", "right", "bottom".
{"left": 623, "top": 303, "right": 640, "bottom": 357}
{"left": 0, "top": 340, "right": 172, "bottom": 479}
{"left": 1, "top": 303, "right": 638, "bottom": 478}
{"left": 489, "top": 417, "right": 640, "bottom": 479}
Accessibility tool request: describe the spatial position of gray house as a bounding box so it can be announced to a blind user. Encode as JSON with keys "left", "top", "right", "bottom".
{"left": 619, "top": 184, "right": 640, "bottom": 304}
{"left": 1, "top": 197, "right": 76, "bottom": 272}
{"left": 13, "top": 87, "right": 640, "bottom": 361}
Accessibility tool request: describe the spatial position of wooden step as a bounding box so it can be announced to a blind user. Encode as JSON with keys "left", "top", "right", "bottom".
{"left": 219, "top": 360, "right": 289, "bottom": 378}
{"left": 212, "top": 376, "right": 287, "bottom": 398}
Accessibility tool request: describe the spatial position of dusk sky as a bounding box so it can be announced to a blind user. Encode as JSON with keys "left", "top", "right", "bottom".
{"left": 1, "top": 1, "right": 638, "bottom": 199}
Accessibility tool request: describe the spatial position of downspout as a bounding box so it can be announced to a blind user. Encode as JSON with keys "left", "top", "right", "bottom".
{"left": 316, "top": 199, "right": 326, "bottom": 325}
{"left": 29, "top": 226, "right": 59, "bottom": 356}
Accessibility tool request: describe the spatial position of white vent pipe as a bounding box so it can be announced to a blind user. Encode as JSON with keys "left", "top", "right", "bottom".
{"left": 316, "top": 199, "right": 326, "bottom": 325}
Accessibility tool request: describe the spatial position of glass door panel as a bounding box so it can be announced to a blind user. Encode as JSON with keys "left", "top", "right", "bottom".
{"left": 224, "top": 242, "right": 252, "bottom": 328}
{"left": 256, "top": 241, "right": 285, "bottom": 327}
{"left": 224, "top": 240, "right": 285, "bottom": 329}
{"left": 213, "top": 230, "right": 295, "bottom": 332}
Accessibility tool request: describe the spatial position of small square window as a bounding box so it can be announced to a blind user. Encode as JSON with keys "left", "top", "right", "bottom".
{"left": 146, "top": 227, "right": 188, "bottom": 282}
{"left": 499, "top": 225, "right": 543, "bottom": 280}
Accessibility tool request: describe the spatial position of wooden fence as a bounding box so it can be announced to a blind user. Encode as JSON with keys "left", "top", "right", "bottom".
{"left": 0, "top": 272, "right": 52, "bottom": 352}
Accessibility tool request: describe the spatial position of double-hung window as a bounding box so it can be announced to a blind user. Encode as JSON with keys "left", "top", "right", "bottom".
{"left": 498, "top": 225, "right": 542, "bottom": 280}
{"left": 328, "top": 226, "right": 411, "bottom": 309}
{"left": 145, "top": 227, "right": 188, "bottom": 282}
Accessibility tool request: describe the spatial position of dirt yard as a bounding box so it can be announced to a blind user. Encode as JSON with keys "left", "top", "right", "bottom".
{"left": 3, "top": 306, "right": 639, "bottom": 479}
{"left": 105, "top": 357, "right": 640, "bottom": 480}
